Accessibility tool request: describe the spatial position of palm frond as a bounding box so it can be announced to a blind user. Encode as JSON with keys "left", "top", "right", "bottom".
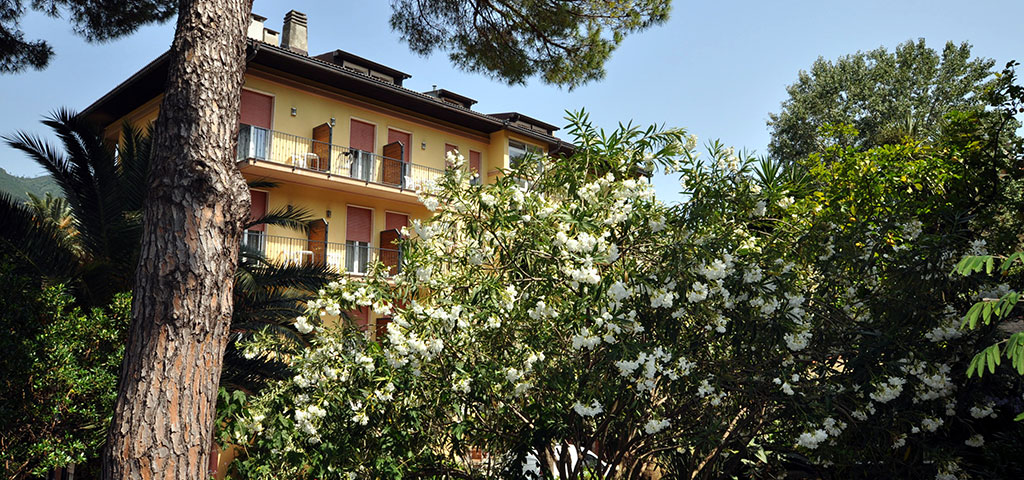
{"left": 246, "top": 178, "right": 280, "bottom": 190}
{"left": 0, "top": 192, "right": 78, "bottom": 279}
{"left": 245, "top": 204, "right": 315, "bottom": 233}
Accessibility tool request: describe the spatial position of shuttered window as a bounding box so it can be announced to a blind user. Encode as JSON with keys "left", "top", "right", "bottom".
{"left": 385, "top": 212, "right": 408, "bottom": 232}
{"left": 248, "top": 190, "right": 267, "bottom": 232}
{"left": 240, "top": 90, "right": 273, "bottom": 129}
{"left": 350, "top": 119, "right": 375, "bottom": 152}
{"left": 469, "top": 150, "right": 481, "bottom": 174}
{"left": 346, "top": 206, "right": 372, "bottom": 243}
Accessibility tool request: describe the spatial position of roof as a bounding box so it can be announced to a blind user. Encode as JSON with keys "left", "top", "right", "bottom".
{"left": 80, "top": 40, "right": 570, "bottom": 151}
{"left": 423, "top": 89, "right": 478, "bottom": 108}
{"left": 312, "top": 49, "right": 411, "bottom": 83}
{"left": 489, "top": 112, "right": 560, "bottom": 134}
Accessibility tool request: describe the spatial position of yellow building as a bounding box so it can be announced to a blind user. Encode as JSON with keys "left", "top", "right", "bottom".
{"left": 82, "top": 10, "right": 570, "bottom": 338}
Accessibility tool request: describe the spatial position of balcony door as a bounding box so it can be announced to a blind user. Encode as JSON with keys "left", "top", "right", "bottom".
{"left": 383, "top": 128, "right": 410, "bottom": 186}
{"left": 307, "top": 219, "right": 327, "bottom": 265}
{"left": 349, "top": 119, "right": 375, "bottom": 181}
{"left": 381, "top": 212, "right": 407, "bottom": 275}
{"left": 346, "top": 206, "right": 372, "bottom": 274}
{"left": 243, "top": 189, "right": 268, "bottom": 256}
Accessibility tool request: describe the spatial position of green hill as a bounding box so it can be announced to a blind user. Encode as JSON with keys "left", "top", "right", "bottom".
{"left": 0, "top": 168, "right": 60, "bottom": 202}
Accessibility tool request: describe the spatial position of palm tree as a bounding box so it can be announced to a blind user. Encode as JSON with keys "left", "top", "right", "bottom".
{"left": 2, "top": 110, "right": 337, "bottom": 391}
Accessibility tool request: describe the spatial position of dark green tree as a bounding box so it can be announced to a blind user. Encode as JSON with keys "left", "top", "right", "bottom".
{"left": 0, "top": 0, "right": 176, "bottom": 72}
{"left": 768, "top": 39, "right": 997, "bottom": 162}
{"left": 391, "top": 0, "right": 671, "bottom": 88}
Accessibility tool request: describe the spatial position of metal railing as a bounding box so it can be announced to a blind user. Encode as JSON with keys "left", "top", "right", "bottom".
{"left": 238, "top": 124, "right": 445, "bottom": 190}
{"left": 243, "top": 232, "right": 402, "bottom": 275}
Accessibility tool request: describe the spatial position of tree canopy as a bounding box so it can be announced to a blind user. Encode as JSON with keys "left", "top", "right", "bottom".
{"left": 767, "top": 39, "right": 997, "bottom": 162}
{"left": 390, "top": 0, "right": 671, "bottom": 88}
{"left": 0, "top": 0, "right": 176, "bottom": 73}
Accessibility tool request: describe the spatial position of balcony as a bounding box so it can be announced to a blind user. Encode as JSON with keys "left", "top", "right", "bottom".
{"left": 243, "top": 232, "right": 402, "bottom": 276}
{"left": 237, "top": 124, "right": 445, "bottom": 192}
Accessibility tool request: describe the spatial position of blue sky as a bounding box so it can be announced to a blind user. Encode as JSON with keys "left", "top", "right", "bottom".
{"left": 1, "top": 0, "right": 1021, "bottom": 203}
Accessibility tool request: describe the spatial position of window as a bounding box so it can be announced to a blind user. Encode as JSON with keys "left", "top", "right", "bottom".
{"left": 509, "top": 140, "right": 542, "bottom": 170}
{"left": 349, "top": 119, "right": 376, "bottom": 182}
{"left": 469, "top": 150, "right": 482, "bottom": 185}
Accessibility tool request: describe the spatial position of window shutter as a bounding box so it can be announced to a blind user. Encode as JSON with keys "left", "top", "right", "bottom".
{"left": 350, "top": 120, "right": 375, "bottom": 152}
{"left": 240, "top": 90, "right": 273, "bottom": 129}
{"left": 385, "top": 212, "right": 409, "bottom": 231}
{"left": 249, "top": 190, "right": 267, "bottom": 232}
{"left": 470, "top": 150, "right": 481, "bottom": 174}
{"left": 346, "top": 206, "right": 372, "bottom": 243}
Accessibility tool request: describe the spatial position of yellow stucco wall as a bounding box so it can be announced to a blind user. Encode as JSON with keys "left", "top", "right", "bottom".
{"left": 242, "top": 75, "right": 494, "bottom": 174}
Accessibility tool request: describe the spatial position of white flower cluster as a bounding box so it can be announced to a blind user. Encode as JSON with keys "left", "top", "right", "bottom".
{"left": 528, "top": 300, "right": 558, "bottom": 320}
{"left": 695, "top": 254, "right": 735, "bottom": 282}
{"left": 899, "top": 360, "right": 955, "bottom": 402}
{"left": 920, "top": 417, "right": 944, "bottom": 433}
{"left": 383, "top": 312, "right": 444, "bottom": 370}
{"left": 294, "top": 315, "right": 315, "bottom": 334}
{"left": 903, "top": 219, "right": 923, "bottom": 240}
{"left": 294, "top": 404, "right": 327, "bottom": 443}
{"left": 572, "top": 399, "right": 604, "bottom": 417}
{"left": 796, "top": 429, "right": 827, "bottom": 449}
{"left": 964, "top": 434, "right": 984, "bottom": 447}
{"left": 969, "top": 402, "right": 996, "bottom": 419}
{"left": 869, "top": 376, "right": 906, "bottom": 403}
{"left": 614, "top": 348, "right": 690, "bottom": 393}
{"left": 503, "top": 351, "right": 545, "bottom": 396}
{"left": 643, "top": 418, "right": 671, "bottom": 435}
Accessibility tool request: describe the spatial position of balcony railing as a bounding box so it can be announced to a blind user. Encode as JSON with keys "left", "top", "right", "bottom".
{"left": 243, "top": 232, "right": 402, "bottom": 275}
{"left": 237, "top": 124, "right": 445, "bottom": 190}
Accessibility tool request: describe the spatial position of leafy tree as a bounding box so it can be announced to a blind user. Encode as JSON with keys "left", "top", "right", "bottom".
{"left": 0, "top": 0, "right": 176, "bottom": 72}
{"left": 767, "top": 39, "right": 997, "bottom": 162}
{"left": 391, "top": 0, "right": 671, "bottom": 88}
{"left": 0, "top": 261, "right": 130, "bottom": 480}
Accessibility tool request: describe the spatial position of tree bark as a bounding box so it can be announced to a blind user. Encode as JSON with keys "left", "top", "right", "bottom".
{"left": 102, "top": 0, "right": 253, "bottom": 478}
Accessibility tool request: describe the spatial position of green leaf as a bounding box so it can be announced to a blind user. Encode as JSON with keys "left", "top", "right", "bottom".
{"left": 964, "top": 302, "right": 984, "bottom": 329}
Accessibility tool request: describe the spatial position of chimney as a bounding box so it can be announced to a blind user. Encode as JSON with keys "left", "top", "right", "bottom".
{"left": 246, "top": 14, "right": 266, "bottom": 41}
{"left": 281, "top": 10, "right": 308, "bottom": 55}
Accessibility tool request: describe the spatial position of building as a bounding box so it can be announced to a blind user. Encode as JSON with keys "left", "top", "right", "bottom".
{"left": 82, "top": 9, "right": 571, "bottom": 341}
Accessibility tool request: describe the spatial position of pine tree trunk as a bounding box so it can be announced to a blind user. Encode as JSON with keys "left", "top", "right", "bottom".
{"left": 102, "top": 0, "right": 253, "bottom": 478}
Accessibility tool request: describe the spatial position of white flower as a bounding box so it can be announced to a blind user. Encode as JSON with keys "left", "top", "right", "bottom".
{"left": 921, "top": 417, "right": 944, "bottom": 432}
{"left": 964, "top": 434, "right": 984, "bottom": 447}
{"left": 573, "top": 400, "right": 604, "bottom": 417}
{"left": 607, "top": 281, "right": 632, "bottom": 303}
{"left": 643, "top": 418, "right": 671, "bottom": 435}
{"left": 480, "top": 192, "right": 496, "bottom": 207}
{"left": 687, "top": 282, "right": 709, "bottom": 303}
{"left": 294, "top": 315, "right": 314, "bottom": 334}
{"left": 777, "top": 196, "right": 795, "bottom": 209}
{"left": 869, "top": 376, "right": 905, "bottom": 403}
{"left": 796, "top": 429, "right": 827, "bottom": 449}
{"left": 752, "top": 200, "right": 766, "bottom": 217}
{"left": 649, "top": 216, "right": 666, "bottom": 232}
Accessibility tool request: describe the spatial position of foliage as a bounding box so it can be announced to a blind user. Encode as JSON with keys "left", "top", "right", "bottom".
{"left": 0, "top": 0, "right": 177, "bottom": 72}
{"left": 390, "top": 0, "right": 671, "bottom": 89}
{"left": 767, "top": 39, "right": 998, "bottom": 162}
{"left": 955, "top": 253, "right": 1023, "bottom": 383}
{"left": 227, "top": 89, "right": 1024, "bottom": 479}
{"left": 0, "top": 261, "right": 130, "bottom": 480}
